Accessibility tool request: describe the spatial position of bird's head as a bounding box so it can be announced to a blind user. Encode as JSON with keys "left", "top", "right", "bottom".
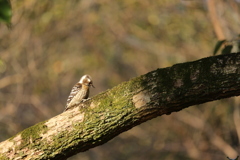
{"left": 79, "top": 75, "right": 95, "bottom": 88}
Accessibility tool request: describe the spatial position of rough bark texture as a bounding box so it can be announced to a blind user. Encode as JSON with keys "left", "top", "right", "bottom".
{"left": 1, "top": 53, "right": 240, "bottom": 160}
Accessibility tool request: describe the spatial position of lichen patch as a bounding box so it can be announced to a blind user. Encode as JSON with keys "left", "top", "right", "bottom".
{"left": 90, "top": 102, "right": 99, "bottom": 109}
{"left": 42, "top": 108, "right": 84, "bottom": 141}
{"left": 14, "top": 148, "right": 44, "bottom": 160}
{"left": 132, "top": 92, "right": 150, "bottom": 108}
{"left": 174, "top": 79, "right": 184, "bottom": 88}
{"left": 223, "top": 65, "right": 237, "bottom": 74}
{"left": 0, "top": 135, "right": 21, "bottom": 154}
{"left": 190, "top": 70, "right": 199, "bottom": 82}
{"left": 210, "top": 63, "right": 219, "bottom": 74}
{"left": 211, "top": 63, "right": 237, "bottom": 75}
{"left": 72, "top": 112, "right": 84, "bottom": 122}
{"left": 0, "top": 134, "right": 35, "bottom": 159}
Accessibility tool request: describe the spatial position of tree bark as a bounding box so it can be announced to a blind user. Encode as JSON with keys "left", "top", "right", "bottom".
{"left": 1, "top": 53, "right": 240, "bottom": 160}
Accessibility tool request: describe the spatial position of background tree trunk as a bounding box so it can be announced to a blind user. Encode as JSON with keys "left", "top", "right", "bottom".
{"left": 1, "top": 53, "right": 240, "bottom": 160}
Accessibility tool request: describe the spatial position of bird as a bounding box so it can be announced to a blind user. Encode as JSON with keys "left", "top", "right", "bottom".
{"left": 64, "top": 75, "right": 94, "bottom": 111}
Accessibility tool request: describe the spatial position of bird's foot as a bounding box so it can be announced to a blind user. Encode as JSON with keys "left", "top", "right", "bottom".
{"left": 82, "top": 98, "right": 91, "bottom": 102}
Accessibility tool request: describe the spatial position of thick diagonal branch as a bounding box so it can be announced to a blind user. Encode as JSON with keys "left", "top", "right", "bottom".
{"left": 1, "top": 53, "right": 240, "bottom": 160}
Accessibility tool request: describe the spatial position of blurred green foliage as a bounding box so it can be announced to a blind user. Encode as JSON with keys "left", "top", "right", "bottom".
{"left": 0, "top": 0, "right": 11, "bottom": 24}
{"left": 0, "top": 0, "right": 239, "bottom": 160}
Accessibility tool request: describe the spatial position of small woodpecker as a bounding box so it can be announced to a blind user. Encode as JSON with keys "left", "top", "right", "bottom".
{"left": 64, "top": 75, "right": 94, "bottom": 111}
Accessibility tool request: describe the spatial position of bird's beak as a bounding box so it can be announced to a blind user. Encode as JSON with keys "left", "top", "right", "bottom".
{"left": 91, "top": 83, "right": 95, "bottom": 88}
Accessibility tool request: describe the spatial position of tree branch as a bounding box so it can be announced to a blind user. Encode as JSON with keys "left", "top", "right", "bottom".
{"left": 1, "top": 53, "right": 240, "bottom": 160}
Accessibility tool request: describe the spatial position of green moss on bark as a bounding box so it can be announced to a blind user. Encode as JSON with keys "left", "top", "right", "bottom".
{"left": 0, "top": 155, "right": 9, "bottom": 160}
{"left": 16, "top": 121, "right": 48, "bottom": 150}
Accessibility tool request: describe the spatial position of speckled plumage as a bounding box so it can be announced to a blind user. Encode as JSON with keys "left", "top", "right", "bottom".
{"left": 64, "top": 75, "right": 94, "bottom": 111}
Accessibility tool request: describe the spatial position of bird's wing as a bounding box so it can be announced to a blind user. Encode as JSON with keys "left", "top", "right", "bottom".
{"left": 64, "top": 86, "right": 89, "bottom": 111}
{"left": 65, "top": 83, "right": 82, "bottom": 108}
{"left": 70, "top": 89, "right": 88, "bottom": 104}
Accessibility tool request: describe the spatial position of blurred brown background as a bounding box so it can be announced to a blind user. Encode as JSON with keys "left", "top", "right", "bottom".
{"left": 0, "top": 0, "right": 240, "bottom": 160}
